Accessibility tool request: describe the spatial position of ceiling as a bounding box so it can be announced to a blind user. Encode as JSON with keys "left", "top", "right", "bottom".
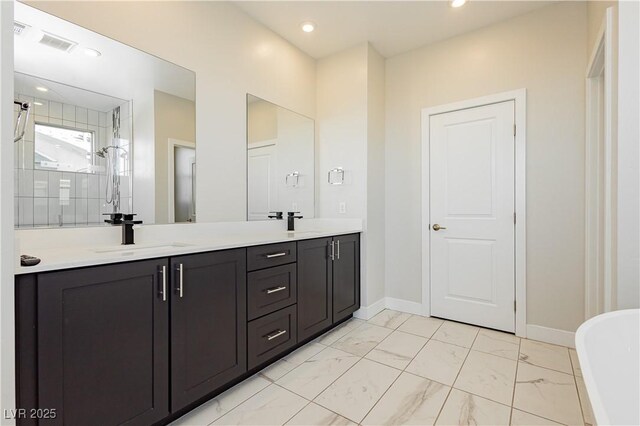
{"left": 234, "top": 1, "right": 553, "bottom": 59}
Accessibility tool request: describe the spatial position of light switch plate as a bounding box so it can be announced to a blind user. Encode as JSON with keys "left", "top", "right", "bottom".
{"left": 339, "top": 202, "right": 346, "bottom": 214}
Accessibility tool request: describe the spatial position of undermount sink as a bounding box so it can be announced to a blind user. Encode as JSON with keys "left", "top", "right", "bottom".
{"left": 92, "top": 242, "right": 192, "bottom": 254}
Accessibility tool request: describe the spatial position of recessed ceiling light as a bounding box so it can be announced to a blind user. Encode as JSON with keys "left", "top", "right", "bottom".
{"left": 451, "top": 0, "right": 467, "bottom": 7}
{"left": 301, "top": 22, "right": 315, "bottom": 33}
{"left": 34, "top": 101, "right": 43, "bottom": 106}
{"left": 35, "top": 86, "right": 48, "bottom": 92}
{"left": 83, "top": 47, "right": 101, "bottom": 57}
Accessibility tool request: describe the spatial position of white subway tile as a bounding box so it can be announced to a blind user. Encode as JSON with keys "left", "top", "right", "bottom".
{"left": 87, "top": 110, "right": 99, "bottom": 126}
{"left": 48, "top": 198, "right": 61, "bottom": 226}
{"left": 62, "top": 173, "right": 76, "bottom": 198}
{"left": 63, "top": 104, "right": 76, "bottom": 121}
{"left": 49, "top": 102, "right": 62, "bottom": 119}
{"left": 88, "top": 198, "right": 101, "bottom": 224}
{"left": 88, "top": 174, "right": 100, "bottom": 198}
{"left": 33, "top": 198, "right": 48, "bottom": 226}
{"left": 33, "top": 170, "right": 49, "bottom": 197}
{"left": 76, "top": 107, "right": 88, "bottom": 124}
{"left": 48, "top": 171, "right": 62, "bottom": 198}
{"left": 75, "top": 173, "right": 88, "bottom": 198}
{"left": 34, "top": 99, "right": 49, "bottom": 116}
{"left": 18, "top": 169, "right": 33, "bottom": 197}
{"left": 63, "top": 199, "right": 76, "bottom": 225}
{"left": 75, "top": 198, "right": 88, "bottom": 225}
{"left": 19, "top": 198, "right": 34, "bottom": 227}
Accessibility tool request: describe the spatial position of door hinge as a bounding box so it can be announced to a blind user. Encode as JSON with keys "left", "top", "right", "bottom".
{"left": 513, "top": 212, "right": 516, "bottom": 225}
{"left": 513, "top": 124, "right": 516, "bottom": 137}
{"left": 514, "top": 300, "right": 517, "bottom": 312}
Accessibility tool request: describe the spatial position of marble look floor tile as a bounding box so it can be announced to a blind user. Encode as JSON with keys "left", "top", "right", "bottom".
{"left": 260, "top": 343, "right": 326, "bottom": 381}
{"left": 472, "top": 329, "right": 520, "bottom": 360}
{"left": 575, "top": 374, "right": 595, "bottom": 424}
{"left": 432, "top": 321, "right": 480, "bottom": 348}
{"left": 398, "top": 315, "right": 444, "bottom": 339}
{"left": 171, "top": 374, "right": 271, "bottom": 425}
{"left": 367, "top": 310, "right": 412, "bottom": 329}
{"left": 315, "top": 358, "right": 401, "bottom": 423}
{"left": 285, "top": 403, "right": 356, "bottom": 426}
{"left": 454, "top": 350, "right": 517, "bottom": 405}
{"left": 406, "top": 339, "right": 469, "bottom": 386}
{"left": 436, "top": 389, "right": 511, "bottom": 426}
{"left": 316, "top": 319, "right": 365, "bottom": 346}
{"left": 569, "top": 348, "right": 582, "bottom": 377}
{"left": 510, "top": 408, "right": 561, "bottom": 425}
{"left": 331, "top": 323, "right": 392, "bottom": 357}
{"left": 212, "top": 384, "right": 307, "bottom": 426}
{"left": 362, "top": 372, "right": 449, "bottom": 426}
{"left": 276, "top": 347, "right": 359, "bottom": 400}
{"left": 519, "top": 340, "right": 572, "bottom": 374}
{"left": 513, "top": 363, "right": 583, "bottom": 425}
{"left": 365, "top": 330, "right": 428, "bottom": 369}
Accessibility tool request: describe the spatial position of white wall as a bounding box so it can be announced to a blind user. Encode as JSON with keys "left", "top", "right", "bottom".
{"left": 26, "top": 1, "right": 316, "bottom": 223}
{"left": 385, "top": 2, "right": 588, "bottom": 332}
{"left": 616, "top": 0, "right": 640, "bottom": 309}
{"left": 1, "top": 1, "right": 15, "bottom": 420}
{"left": 316, "top": 42, "right": 386, "bottom": 308}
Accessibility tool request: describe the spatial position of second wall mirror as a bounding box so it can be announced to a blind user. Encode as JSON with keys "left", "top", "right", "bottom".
{"left": 246, "top": 95, "right": 314, "bottom": 221}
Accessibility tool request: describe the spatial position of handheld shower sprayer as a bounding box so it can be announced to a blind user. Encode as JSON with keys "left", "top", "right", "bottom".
{"left": 14, "top": 101, "right": 31, "bottom": 143}
{"left": 95, "top": 145, "right": 127, "bottom": 213}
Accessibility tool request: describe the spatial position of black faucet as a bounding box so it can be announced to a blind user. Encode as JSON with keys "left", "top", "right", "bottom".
{"left": 268, "top": 211, "right": 283, "bottom": 220}
{"left": 287, "top": 212, "right": 303, "bottom": 231}
{"left": 104, "top": 213, "right": 143, "bottom": 245}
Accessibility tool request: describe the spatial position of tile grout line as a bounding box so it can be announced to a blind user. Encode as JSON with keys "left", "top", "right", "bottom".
{"left": 508, "top": 334, "right": 523, "bottom": 425}
{"left": 568, "top": 347, "right": 589, "bottom": 426}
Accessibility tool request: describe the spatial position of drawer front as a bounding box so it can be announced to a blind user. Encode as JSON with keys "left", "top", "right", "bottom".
{"left": 247, "top": 242, "right": 297, "bottom": 271}
{"left": 247, "top": 305, "right": 297, "bottom": 370}
{"left": 248, "top": 264, "right": 297, "bottom": 320}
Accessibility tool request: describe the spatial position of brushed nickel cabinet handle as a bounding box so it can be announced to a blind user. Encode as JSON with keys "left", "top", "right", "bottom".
{"left": 266, "top": 252, "right": 287, "bottom": 258}
{"left": 336, "top": 240, "right": 340, "bottom": 260}
{"left": 160, "top": 265, "right": 167, "bottom": 302}
{"left": 266, "top": 286, "right": 287, "bottom": 294}
{"left": 177, "top": 263, "right": 184, "bottom": 298}
{"left": 266, "top": 330, "right": 287, "bottom": 341}
{"left": 330, "top": 241, "right": 335, "bottom": 260}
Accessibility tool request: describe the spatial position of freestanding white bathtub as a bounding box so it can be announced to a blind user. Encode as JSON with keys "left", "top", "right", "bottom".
{"left": 575, "top": 309, "right": 640, "bottom": 425}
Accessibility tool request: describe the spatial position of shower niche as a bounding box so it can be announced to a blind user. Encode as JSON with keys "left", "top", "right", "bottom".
{"left": 13, "top": 2, "right": 196, "bottom": 228}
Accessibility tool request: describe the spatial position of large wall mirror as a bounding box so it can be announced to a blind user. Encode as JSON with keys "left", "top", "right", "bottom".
{"left": 13, "top": 2, "right": 196, "bottom": 228}
{"left": 247, "top": 95, "right": 315, "bottom": 221}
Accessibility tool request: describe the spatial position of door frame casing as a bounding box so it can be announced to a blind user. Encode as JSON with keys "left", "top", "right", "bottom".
{"left": 167, "top": 138, "right": 196, "bottom": 224}
{"left": 585, "top": 9, "right": 614, "bottom": 318}
{"left": 421, "top": 89, "right": 527, "bottom": 337}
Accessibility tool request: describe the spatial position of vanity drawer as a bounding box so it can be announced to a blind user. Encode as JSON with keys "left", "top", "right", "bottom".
{"left": 247, "top": 242, "right": 296, "bottom": 271}
{"left": 247, "top": 305, "right": 297, "bottom": 370}
{"left": 248, "top": 264, "right": 297, "bottom": 320}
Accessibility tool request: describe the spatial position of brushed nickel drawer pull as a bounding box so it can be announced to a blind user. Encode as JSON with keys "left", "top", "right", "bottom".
{"left": 266, "top": 286, "right": 287, "bottom": 294}
{"left": 266, "top": 329, "right": 287, "bottom": 341}
{"left": 265, "top": 252, "right": 287, "bottom": 258}
{"left": 177, "top": 263, "right": 184, "bottom": 298}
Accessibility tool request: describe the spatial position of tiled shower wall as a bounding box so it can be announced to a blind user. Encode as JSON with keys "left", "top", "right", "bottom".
{"left": 14, "top": 94, "right": 132, "bottom": 228}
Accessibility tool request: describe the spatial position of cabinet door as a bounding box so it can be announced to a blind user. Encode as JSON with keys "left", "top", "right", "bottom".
{"left": 37, "top": 260, "right": 169, "bottom": 426}
{"left": 297, "top": 238, "right": 333, "bottom": 341}
{"left": 170, "top": 249, "right": 247, "bottom": 412}
{"left": 333, "top": 234, "right": 361, "bottom": 323}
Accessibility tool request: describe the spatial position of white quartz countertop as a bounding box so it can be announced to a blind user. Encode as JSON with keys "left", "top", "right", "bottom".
{"left": 15, "top": 219, "right": 362, "bottom": 275}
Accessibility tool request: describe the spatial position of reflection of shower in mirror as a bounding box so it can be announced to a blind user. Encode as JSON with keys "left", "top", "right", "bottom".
{"left": 95, "top": 144, "right": 128, "bottom": 214}
{"left": 13, "top": 100, "right": 31, "bottom": 143}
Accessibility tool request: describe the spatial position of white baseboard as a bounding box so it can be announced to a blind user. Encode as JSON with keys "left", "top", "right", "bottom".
{"left": 526, "top": 324, "right": 576, "bottom": 348}
{"left": 385, "top": 297, "right": 424, "bottom": 316}
{"left": 353, "top": 298, "right": 386, "bottom": 320}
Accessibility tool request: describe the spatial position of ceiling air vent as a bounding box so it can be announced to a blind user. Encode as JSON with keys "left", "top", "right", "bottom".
{"left": 38, "top": 32, "right": 77, "bottom": 53}
{"left": 14, "top": 21, "right": 30, "bottom": 36}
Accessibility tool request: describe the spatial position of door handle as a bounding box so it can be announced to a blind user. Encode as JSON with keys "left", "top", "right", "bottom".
{"left": 176, "top": 263, "right": 184, "bottom": 298}
{"left": 432, "top": 224, "right": 447, "bottom": 231}
{"left": 159, "top": 265, "right": 167, "bottom": 301}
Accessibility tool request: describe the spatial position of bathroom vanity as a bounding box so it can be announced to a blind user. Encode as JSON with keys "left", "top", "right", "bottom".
{"left": 15, "top": 226, "right": 360, "bottom": 426}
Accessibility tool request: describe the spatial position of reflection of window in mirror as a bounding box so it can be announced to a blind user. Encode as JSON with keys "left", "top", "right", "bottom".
{"left": 34, "top": 123, "right": 95, "bottom": 173}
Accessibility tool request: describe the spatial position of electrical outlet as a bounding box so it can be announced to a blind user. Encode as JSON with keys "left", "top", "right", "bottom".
{"left": 339, "top": 202, "right": 346, "bottom": 214}
{"left": 292, "top": 202, "right": 298, "bottom": 211}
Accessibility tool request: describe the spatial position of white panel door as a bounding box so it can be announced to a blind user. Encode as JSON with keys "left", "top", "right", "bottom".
{"left": 430, "top": 101, "right": 515, "bottom": 332}
{"left": 247, "top": 144, "right": 277, "bottom": 221}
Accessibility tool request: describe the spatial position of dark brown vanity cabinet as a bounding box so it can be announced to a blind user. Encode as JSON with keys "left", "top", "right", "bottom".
{"left": 332, "top": 234, "right": 361, "bottom": 323}
{"left": 35, "top": 259, "right": 170, "bottom": 426}
{"left": 170, "top": 249, "right": 247, "bottom": 412}
{"left": 297, "top": 234, "right": 360, "bottom": 342}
